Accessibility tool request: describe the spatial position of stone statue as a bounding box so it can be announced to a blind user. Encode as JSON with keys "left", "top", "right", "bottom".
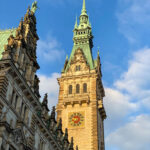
{"left": 31, "top": 1, "right": 38, "bottom": 13}
{"left": 34, "top": 75, "right": 40, "bottom": 95}
{"left": 0, "top": 107, "right": 8, "bottom": 121}
{"left": 42, "top": 93, "right": 48, "bottom": 105}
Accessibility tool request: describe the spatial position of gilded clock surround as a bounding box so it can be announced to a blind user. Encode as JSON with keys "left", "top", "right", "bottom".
{"left": 68, "top": 111, "right": 85, "bottom": 128}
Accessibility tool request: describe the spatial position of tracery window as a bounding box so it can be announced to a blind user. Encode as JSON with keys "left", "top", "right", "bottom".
{"left": 69, "top": 85, "right": 72, "bottom": 94}
{"left": 83, "top": 83, "right": 87, "bottom": 93}
{"left": 76, "top": 84, "right": 80, "bottom": 94}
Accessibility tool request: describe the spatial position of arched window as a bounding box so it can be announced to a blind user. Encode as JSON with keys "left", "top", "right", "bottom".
{"left": 76, "top": 84, "right": 80, "bottom": 94}
{"left": 83, "top": 83, "right": 87, "bottom": 93}
{"left": 69, "top": 85, "right": 72, "bottom": 94}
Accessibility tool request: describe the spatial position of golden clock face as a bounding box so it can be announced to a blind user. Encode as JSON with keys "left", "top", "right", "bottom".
{"left": 68, "top": 112, "right": 85, "bottom": 128}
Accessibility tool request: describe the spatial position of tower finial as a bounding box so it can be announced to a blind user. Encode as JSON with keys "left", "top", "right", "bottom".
{"left": 81, "top": 0, "right": 87, "bottom": 15}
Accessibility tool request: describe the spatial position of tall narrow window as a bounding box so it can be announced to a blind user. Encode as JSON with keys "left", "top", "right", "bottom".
{"left": 23, "top": 106, "right": 27, "bottom": 120}
{"left": 69, "top": 85, "right": 72, "bottom": 94}
{"left": 14, "top": 95, "right": 18, "bottom": 109}
{"left": 10, "top": 90, "right": 15, "bottom": 104}
{"left": 40, "top": 140, "right": 44, "bottom": 150}
{"left": 76, "top": 84, "right": 80, "bottom": 94}
{"left": 83, "top": 83, "right": 87, "bottom": 93}
{"left": 20, "top": 101, "right": 24, "bottom": 115}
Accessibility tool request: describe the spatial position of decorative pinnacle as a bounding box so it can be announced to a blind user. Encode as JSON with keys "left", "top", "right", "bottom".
{"left": 87, "top": 15, "right": 91, "bottom": 27}
{"left": 74, "top": 16, "right": 78, "bottom": 29}
{"left": 66, "top": 55, "right": 68, "bottom": 60}
{"left": 69, "top": 137, "right": 74, "bottom": 149}
{"left": 97, "top": 46, "right": 100, "bottom": 53}
{"left": 50, "top": 106, "right": 56, "bottom": 120}
{"left": 81, "top": 0, "right": 87, "bottom": 15}
{"left": 64, "top": 128, "right": 68, "bottom": 140}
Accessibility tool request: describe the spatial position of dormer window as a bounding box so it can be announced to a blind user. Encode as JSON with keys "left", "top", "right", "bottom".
{"left": 76, "top": 65, "right": 81, "bottom": 71}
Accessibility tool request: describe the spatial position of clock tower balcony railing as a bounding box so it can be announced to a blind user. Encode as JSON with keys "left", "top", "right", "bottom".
{"left": 63, "top": 93, "right": 90, "bottom": 106}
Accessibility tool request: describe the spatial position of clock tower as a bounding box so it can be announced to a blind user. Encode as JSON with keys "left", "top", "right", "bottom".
{"left": 56, "top": 0, "right": 106, "bottom": 149}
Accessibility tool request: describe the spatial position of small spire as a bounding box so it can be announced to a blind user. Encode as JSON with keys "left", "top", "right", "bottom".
{"left": 98, "top": 50, "right": 100, "bottom": 56}
{"left": 87, "top": 15, "right": 91, "bottom": 27}
{"left": 27, "top": 6, "right": 30, "bottom": 14}
{"left": 97, "top": 46, "right": 100, "bottom": 56}
{"left": 66, "top": 55, "right": 68, "bottom": 60}
{"left": 50, "top": 106, "right": 56, "bottom": 120}
{"left": 42, "top": 93, "right": 49, "bottom": 111}
{"left": 81, "top": 0, "right": 87, "bottom": 15}
{"left": 64, "top": 128, "right": 68, "bottom": 140}
{"left": 19, "top": 17, "right": 23, "bottom": 28}
{"left": 69, "top": 137, "right": 74, "bottom": 150}
{"left": 57, "top": 118, "right": 62, "bottom": 130}
{"left": 74, "top": 16, "right": 78, "bottom": 29}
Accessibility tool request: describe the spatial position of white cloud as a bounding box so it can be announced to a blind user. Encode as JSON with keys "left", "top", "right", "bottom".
{"left": 104, "top": 48, "right": 150, "bottom": 149}
{"left": 38, "top": 73, "right": 61, "bottom": 109}
{"left": 117, "top": 0, "right": 150, "bottom": 43}
{"left": 104, "top": 88, "right": 137, "bottom": 134}
{"left": 115, "top": 48, "right": 150, "bottom": 104}
{"left": 37, "top": 36, "right": 65, "bottom": 63}
{"left": 106, "top": 114, "right": 150, "bottom": 150}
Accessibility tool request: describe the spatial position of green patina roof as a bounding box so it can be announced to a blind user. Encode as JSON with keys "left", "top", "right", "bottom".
{"left": 65, "top": 44, "right": 94, "bottom": 72}
{"left": 0, "top": 29, "right": 16, "bottom": 59}
{"left": 63, "top": 0, "right": 96, "bottom": 73}
{"left": 94, "top": 59, "right": 97, "bottom": 68}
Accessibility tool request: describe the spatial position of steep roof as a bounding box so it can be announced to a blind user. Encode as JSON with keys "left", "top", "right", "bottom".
{"left": 65, "top": 44, "right": 94, "bottom": 72}
{"left": 63, "top": 0, "right": 95, "bottom": 73}
{"left": 0, "top": 29, "right": 16, "bottom": 59}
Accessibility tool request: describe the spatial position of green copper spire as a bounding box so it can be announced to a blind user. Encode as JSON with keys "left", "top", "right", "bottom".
{"left": 81, "top": 0, "right": 87, "bottom": 15}
{"left": 0, "top": 29, "right": 16, "bottom": 60}
{"left": 63, "top": 0, "right": 95, "bottom": 72}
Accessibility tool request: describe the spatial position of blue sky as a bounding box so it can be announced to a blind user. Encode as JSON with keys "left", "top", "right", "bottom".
{"left": 1, "top": 0, "right": 150, "bottom": 149}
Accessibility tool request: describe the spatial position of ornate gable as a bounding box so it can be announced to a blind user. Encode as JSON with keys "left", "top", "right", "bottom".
{"left": 66, "top": 48, "right": 90, "bottom": 75}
